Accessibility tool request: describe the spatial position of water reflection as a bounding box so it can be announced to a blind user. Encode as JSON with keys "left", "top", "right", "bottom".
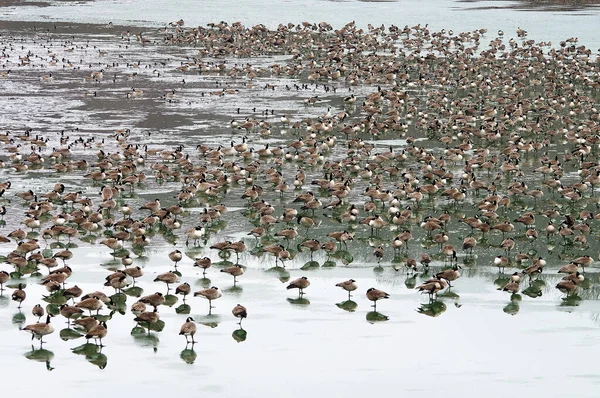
{"left": 417, "top": 301, "right": 447, "bottom": 317}
{"left": 196, "top": 277, "right": 212, "bottom": 288}
{"left": 198, "top": 314, "right": 221, "bottom": 328}
{"left": 71, "top": 343, "right": 108, "bottom": 369}
{"left": 59, "top": 327, "right": 83, "bottom": 341}
{"left": 224, "top": 285, "right": 243, "bottom": 295}
{"left": 503, "top": 301, "right": 520, "bottom": 316}
{"left": 163, "top": 294, "right": 178, "bottom": 307}
{"left": 180, "top": 347, "right": 197, "bottom": 364}
{"left": 232, "top": 327, "right": 247, "bottom": 343}
{"left": 12, "top": 311, "right": 25, "bottom": 327}
{"left": 287, "top": 297, "right": 310, "bottom": 305}
{"left": 123, "top": 286, "right": 144, "bottom": 298}
{"left": 560, "top": 295, "right": 583, "bottom": 307}
{"left": 366, "top": 311, "right": 389, "bottom": 323}
{"left": 24, "top": 348, "right": 54, "bottom": 371}
{"left": 336, "top": 300, "right": 358, "bottom": 312}
{"left": 131, "top": 328, "right": 160, "bottom": 351}
{"left": 175, "top": 303, "right": 192, "bottom": 314}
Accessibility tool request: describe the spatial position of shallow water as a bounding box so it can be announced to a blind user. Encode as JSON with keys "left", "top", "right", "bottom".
{"left": 0, "top": 5, "right": 599, "bottom": 398}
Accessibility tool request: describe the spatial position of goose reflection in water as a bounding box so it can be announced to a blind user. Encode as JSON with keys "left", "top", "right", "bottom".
{"left": 180, "top": 347, "right": 197, "bottom": 364}
{"left": 336, "top": 300, "right": 358, "bottom": 312}
{"left": 232, "top": 326, "right": 247, "bottom": 343}
{"left": 366, "top": 311, "right": 389, "bottom": 323}
{"left": 24, "top": 347, "right": 54, "bottom": 371}
{"left": 71, "top": 342, "right": 108, "bottom": 369}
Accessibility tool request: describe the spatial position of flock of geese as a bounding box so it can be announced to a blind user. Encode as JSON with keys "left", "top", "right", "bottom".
{"left": 0, "top": 19, "right": 599, "bottom": 362}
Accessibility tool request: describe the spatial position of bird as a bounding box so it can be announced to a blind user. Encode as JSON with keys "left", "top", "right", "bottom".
{"left": 32, "top": 304, "right": 44, "bottom": 322}
{"left": 153, "top": 271, "right": 180, "bottom": 290}
{"left": 139, "top": 292, "right": 165, "bottom": 310}
{"left": 168, "top": 249, "right": 183, "bottom": 267}
{"left": 179, "top": 317, "right": 197, "bottom": 344}
{"left": 193, "top": 257, "right": 212, "bottom": 275}
{"left": 175, "top": 282, "right": 191, "bottom": 300}
{"left": 76, "top": 296, "right": 103, "bottom": 315}
{"left": 366, "top": 288, "right": 389, "bottom": 311}
{"left": 286, "top": 276, "right": 310, "bottom": 296}
{"left": 220, "top": 264, "right": 244, "bottom": 284}
{"left": 12, "top": 283, "right": 26, "bottom": 308}
{"left": 85, "top": 321, "right": 108, "bottom": 346}
{"left": 232, "top": 304, "right": 247, "bottom": 325}
{"left": 335, "top": 279, "right": 358, "bottom": 299}
{"left": 0, "top": 270, "right": 9, "bottom": 291}
{"left": 194, "top": 287, "right": 222, "bottom": 313}
{"left": 134, "top": 308, "right": 160, "bottom": 328}
{"left": 22, "top": 314, "right": 54, "bottom": 346}
{"left": 436, "top": 264, "right": 461, "bottom": 287}
{"left": 416, "top": 277, "right": 447, "bottom": 300}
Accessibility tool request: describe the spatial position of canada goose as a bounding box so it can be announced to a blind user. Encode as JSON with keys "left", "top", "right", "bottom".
{"left": 74, "top": 316, "right": 98, "bottom": 333}
{"left": 436, "top": 264, "right": 461, "bottom": 287}
{"left": 12, "top": 283, "right": 26, "bottom": 308}
{"left": 501, "top": 279, "right": 520, "bottom": 294}
{"left": 168, "top": 249, "right": 183, "bottom": 266}
{"left": 0, "top": 270, "right": 9, "bottom": 291}
{"left": 104, "top": 273, "right": 128, "bottom": 292}
{"left": 286, "top": 276, "right": 310, "bottom": 296}
{"left": 140, "top": 198, "right": 161, "bottom": 212}
{"left": 221, "top": 265, "right": 244, "bottom": 284}
{"left": 154, "top": 271, "right": 180, "bottom": 290}
{"left": 232, "top": 304, "right": 247, "bottom": 325}
{"left": 193, "top": 257, "right": 212, "bottom": 275}
{"left": 22, "top": 314, "right": 54, "bottom": 345}
{"left": 186, "top": 226, "right": 206, "bottom": 246}
{"left": 131, "top": 301, "right": 146, "bottom": 313}
{"left": 373, "top": 246, "right": 384, "bottom": 264}
{"left": 572, "top": 255, "right": 593, "bottom": 271}
{"left": 85, "top": 321, "right": 107, "bottom": 346}
{"left": 62, "top": 285, "right": 82, "bottom": 301}
{"left": 101, "top": 238, "right": 123, "bottom": 253}
{"left": 522, "top": 257, "right": 545, "bottom": 279}
{"left": 175, "top": 282, "right": 191, "bottom": 299}
{"left": 366, "top": 288, "right": 389, "bottom": 310}
{"left": 139, "top": 292, "right": 165, "bottom": 309}
{"left": 562, "top": 272, "right": 585, "bottom": 285}
{"left": 416, "top": 277, "right": 447, "bottom": 300}
{"left": 60, "top": 304, "right": 83, "bottom": 325}
{"left": 123, "top": 266, "right": 144, "bottom": 282}
{"left": 179, "top": 317, "right": 197, "bottom": 344}
{"left": 335, "top": 279, "right": 357, "bottom": 299}
{"left": 194, "top": 287, "right": 222, "bottom": 313}
{"left": 32, "top": 304, "right": 44, "bottom": 322}
{"left": 134, "top": 308, "right": 160, "bottom": 326}
{"left": 556, "top": 280, "right": 578, "bottom": 296}
{"left": 229, "top": 241, "right": 247, "bottom": 263}
{"left": 76, "top": 296, "right": 104, "bottom": 316}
